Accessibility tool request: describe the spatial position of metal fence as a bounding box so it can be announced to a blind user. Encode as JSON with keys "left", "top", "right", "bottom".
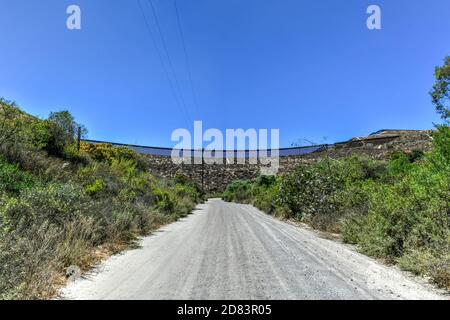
{"left": 82, "top": 139, "right": 327, "bottom": 158}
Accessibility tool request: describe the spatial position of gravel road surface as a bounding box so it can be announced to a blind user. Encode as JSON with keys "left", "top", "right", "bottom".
{"left": 61, "top": 199, "right": 445, "bottom": 300}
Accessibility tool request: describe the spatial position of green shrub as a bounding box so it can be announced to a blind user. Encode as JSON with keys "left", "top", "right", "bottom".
{"left": 341, "top": 211, "right": 368, "bottom": 244}
{"left": 153, "top": 187, "right": 177, "bottom": 214}
{"left": 24, "top": 118, "right": 52, "bottom": 151}
{"left": 397, "top": 247, "right": 450, "bottom": 288}
{"left": 255, "top": 175, "right": 277, "bottom": 188}
{"left": 222, "top": 180, "right": 253, "bottom": 203}
{"left": 335, "top": 156, "right": 386, "bottom": 184}
{"left": 174, "top": 173, "right": 202, "bottom": 197}
{"left": 44, "top": 111, "right": 85, "bottom": 158}
{"left": 0, "top": 183, "right": 90, "bottom": 233}
{"left": 174, "top": 173, "right": 192, "bottom": 186}
{"left": 174, "top": 183, "right": 201, "bottom": 204}
{"left": 279, "top": 160, "right": 339, "bottom": 220}
{"left": 0, "top": 157, "right": 35, "bottom": 194}
{"left": 388, "top": 152, "right": 416, "bottom": 176}
{"left": 430, "top": 125, "right": 450, "bottom": 166}
{"left": 0, "top": 99, "right": 26, "bottom": 147}
{"left": 85, "top": 179, "right": 105, "bottom": 196}
{"left": 80, "top": 142, "right": 138, "bottom": 165}
{"left": 0, "top": 220, "right": 64, "bottom": 299}
{"left": 253, "top": 178, "right": 283, "bottom": 216}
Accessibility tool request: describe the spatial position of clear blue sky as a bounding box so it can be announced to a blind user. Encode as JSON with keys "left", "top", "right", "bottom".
{"left": 1, "top": 0, "right": 449, "bottom": 147}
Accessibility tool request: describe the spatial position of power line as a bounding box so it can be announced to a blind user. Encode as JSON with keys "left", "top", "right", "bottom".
{"left": 137, "top": 0, "right": 191, "bottom": 126}
{"left": 174, "top": 0, "right": 201, "bottom": 115}
{"left": 147, "top": 0, "right": 193, "bottom": 123}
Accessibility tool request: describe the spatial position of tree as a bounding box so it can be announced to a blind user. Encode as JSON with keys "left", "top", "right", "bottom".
{"left": 45, "top": 111, "right": 87, "bottom": 156}
{"left": 0, "top": 98, "right": 25, "bottom": 146}
{"left": 430, "top": 56, "right": 450, "bottom": 122}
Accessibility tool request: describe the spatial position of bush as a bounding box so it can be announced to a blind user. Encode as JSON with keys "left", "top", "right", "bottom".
{"left": 387, "top": 151, "right": 424, "bottom": 176}
{"left": 26, "top": 119, "right": 52, "bottom": 151}
{"left": 279, "top": 160, "right": 339, "bottom": 220}
{"left": 341, "top": 126, "right": 450, "bottom": 287}
{"left": 85, "top": 179, "right": 105, "bottom": 196}
{"left": 174, "top": 173, "right": 202, "bottom": 197}
{"left": 330, "top": 157, "right": 387, "bottom": 232}
{"left": 0, "top": 183, "right": 98, "bottom": 299}
{"left": 255, "top": 175, "right": 277, "bottom": 188}
{"left": 0, "top": 183, "right": 90, "bottom": 233}
{"left": 153, "top": 187, "right": 177, "bottom": 214}
{"left": 222, "top": 180, "right": 253, "bottom": 203}
{"left": 80, "top": 142, "right": 138, "bottom": 165}
{"left": 45, "top": 111, "right": 81, "bottom": 157}
{"left": 0, "top": 157, "right": 34, "bottom": 194}
{"left": 0, "top": 221, "right": 64, "bottom": 299}
{"left": 430, "top": 125, "right": 450, "bottom": 165}
{"left": 0, "top": 99, "right": 25, "bottom": 147}
{"left": 174, "top": 183, "right": 201, "bottom": 204}
{"left": 253, "top": 178, "right": 284, "bottom": 216}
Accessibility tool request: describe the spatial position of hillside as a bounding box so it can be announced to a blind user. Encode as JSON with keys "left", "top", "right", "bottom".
{"left": 136, "top": 129, "right": 434, "bottom": 193}
{"left": 222, "top": 126, "right": 450, "bottom": 290}
{"left": 0, "top": 99, "right": 202, "bottom": 299}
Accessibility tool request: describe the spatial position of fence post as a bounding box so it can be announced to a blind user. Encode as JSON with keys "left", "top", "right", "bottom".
{"left": 201, "top": 148, "right": 205, "bottom": 195}
{"left": 77, "top": 126, "right": 81, "bottom": 151}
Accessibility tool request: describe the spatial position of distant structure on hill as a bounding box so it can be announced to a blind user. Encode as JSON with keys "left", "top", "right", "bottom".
{"left": 82, "top": 130, "right": 433, "bottom": 192}
{"left": 82, "top": 129, "right": 432, "bottom": 158}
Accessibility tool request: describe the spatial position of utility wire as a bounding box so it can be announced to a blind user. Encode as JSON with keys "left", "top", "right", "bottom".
{"left": 147, "top": 0, "right": 193, "bottom": 123}
{"left": 174, "top": 0, "right": 201, "bottom": 115}
{"left": 137, "top": 0, "right": 191, "bottom": 127}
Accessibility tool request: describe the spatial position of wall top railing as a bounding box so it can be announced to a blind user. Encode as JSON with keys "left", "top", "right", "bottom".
{"left": 79, "top": 129, "right": 415, "bottom": 159}
{"left": 82, "top": 139, "right": 328, "bottom": 158}
{"left": 82, "top": 131, "right": 405, "bottom": 158}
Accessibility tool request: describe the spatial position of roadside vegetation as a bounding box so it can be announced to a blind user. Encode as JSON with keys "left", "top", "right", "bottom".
{"left": 223, "top": 56, "right": 450, "bottom": 290}
{"left": 0, "top": 99, "right": 201, "bottom": 299}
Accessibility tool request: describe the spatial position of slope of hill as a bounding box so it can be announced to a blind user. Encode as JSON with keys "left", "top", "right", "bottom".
{"left": 222, "top": 126, "right": 450, "bottom": 290}
{"left": 0, "top": 98, "right": 202, "bottom": 299}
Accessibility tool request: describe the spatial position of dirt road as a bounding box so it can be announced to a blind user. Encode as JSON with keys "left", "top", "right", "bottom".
{"left": 61, "top": 199, "right": 445, "bottom": 300}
